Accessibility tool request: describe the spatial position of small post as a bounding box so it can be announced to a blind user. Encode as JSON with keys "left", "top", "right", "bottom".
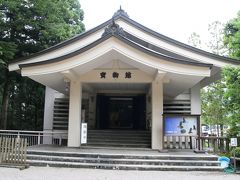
{"left": 189, "top": 136, "right": 193, "bottom": 149}
{"left": 59, "top": 135, "right": 62, "bottom": 146}
{"left": 230, "top": 138, "right": 238, "bottom": 173}
{"left": 233, "top": 147, "right": 236, "bottom": 173}
{"left": 0, "top": 137, "right": 2, "bottom": 163}
{"left": 37, "top": 133, "right": 41, "bottom": 145}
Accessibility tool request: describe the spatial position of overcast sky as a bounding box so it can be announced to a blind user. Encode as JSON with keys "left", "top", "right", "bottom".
{"left": 80, "top": 0, "right": 240, "bottom": 50}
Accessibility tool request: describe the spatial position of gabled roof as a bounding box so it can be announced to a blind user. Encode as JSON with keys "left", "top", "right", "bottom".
{"left": 10, "top": 8, "right": 240, "bottom": 66}
{"left": 19, "top": 21, "right": 212, "bottom": 69}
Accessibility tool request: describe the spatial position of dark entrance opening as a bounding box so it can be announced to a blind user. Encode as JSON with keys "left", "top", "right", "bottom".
{"left": 96, "top": 94, "right": 146, "bottom": 130}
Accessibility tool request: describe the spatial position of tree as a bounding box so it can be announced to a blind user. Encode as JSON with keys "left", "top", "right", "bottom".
{"left": 223, "top": 11, "right": 240, "bottom": 137}
{"left": 222, "top": 67, "right": 240, "bottom": 137}
{"left": 207, "top": 21, "right": 227, "bottom": 55}
{"left": 188, "top": 32, "right": 202, "bottom": 48}
{"left": 0, "top": 0, "right": 85, "bottom": 129}
{"left": 0, "top": 41, "right": 17, "bottom": 129}
{"left": 224, "top": 11, "right": 240, "bottom": 59}
{"left": 201, "top": 81, "right": 227, "bottom": 136}
{"left": 200, "top": 21, "right": 229, "bottom": 137}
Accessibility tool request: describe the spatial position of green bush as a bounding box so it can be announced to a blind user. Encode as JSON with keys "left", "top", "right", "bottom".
{"left": 219, "top": 152, "right": 231, "bottom": 158}
{"left": 231, "top": 147, "right": 240, "bottom": 157}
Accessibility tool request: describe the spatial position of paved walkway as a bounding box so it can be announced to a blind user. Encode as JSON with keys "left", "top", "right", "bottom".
{"left": 0, "top": 167, "right": 239, "bottom": 180}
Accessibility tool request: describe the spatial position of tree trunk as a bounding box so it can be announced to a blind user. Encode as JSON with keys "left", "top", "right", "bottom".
{"left": 220, "top": 124, "right": 224, "bottom": 137}
{"left": 0, "top": 69, "right": 11, "bottom": 129}
{"left": 217, "top": 124, "right": 220, "bottom": 137}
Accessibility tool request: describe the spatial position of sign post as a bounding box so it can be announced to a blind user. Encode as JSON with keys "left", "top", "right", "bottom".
{"left": 230, "top": 138, "right": 238, "bottom": 172}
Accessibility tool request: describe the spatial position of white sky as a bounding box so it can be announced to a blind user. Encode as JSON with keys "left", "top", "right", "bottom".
{"left": 80, "top": 0, "right": 240, "bottom": 50}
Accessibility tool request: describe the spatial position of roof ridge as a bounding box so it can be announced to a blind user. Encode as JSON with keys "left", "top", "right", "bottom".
{"left": 10, "top": 11, "right": 240, "bottom": 66}
{"left": 118, "top": 15, "right": 240, "bottom": 64}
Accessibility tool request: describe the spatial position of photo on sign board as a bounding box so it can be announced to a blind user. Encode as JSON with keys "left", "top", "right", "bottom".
{"left": 164, "top": 116, "right": 197, "bottom": 135}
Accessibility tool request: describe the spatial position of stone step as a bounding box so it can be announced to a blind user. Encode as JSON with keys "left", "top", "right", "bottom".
{"left": 88, "top": 131, "right": 150, "bottom": 134}
{"left": 88, "top": 132, "right": 150, "bottom": 136}
{"left": 87, "top": 142, "right": 150, "bottom": 146}
{"left": 88, "top": 134, "right": 151, "bottom": 137}
{"left": 87, "top": 137, "right": 150, "bottom": 142}
{"left": 86, "top": 143, "right": 150, "bottom": 148}
{"left": 27, "top": 151, "right": 218, "bottom": 161}
{"left": 87, "top": 136, "right": 151, "bottom": 142}
{"left": 27, "top": 159, "right": 222, "bottom": 171}
{"left": 87, "top": 138, "right": 150, "bottom": 143}
{"left": 88, "top": 134, "right": 150, "bottom": 137}
{"left": 86, "top": 142, "right": 150, "bottom": 146}
{"left": 87, "top": 130, "right": 151, "bottom": 148}
{"left": 86, "top": 143, "right": 150, "bottom": 147}
{"left": 88, "top": 130, "right": 150, "bottom": 133}
{"left": 27, "top": 154, "right": 220, "bottom": 166}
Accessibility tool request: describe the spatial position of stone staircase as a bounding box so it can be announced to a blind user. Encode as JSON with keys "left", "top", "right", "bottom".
{"left": 86, "top": 130, "right": 151, "bottom": 148}
{"left": 26, "top": 150, "right": 221, "bottom": 171}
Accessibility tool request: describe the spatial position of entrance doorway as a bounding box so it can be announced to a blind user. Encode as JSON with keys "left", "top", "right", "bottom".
{"left": 96, "top": 95, "right": 146, "bottom": 130}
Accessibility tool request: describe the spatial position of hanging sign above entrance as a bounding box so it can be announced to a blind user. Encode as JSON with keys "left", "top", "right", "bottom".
{"left": 100, "top": 71, "right": 132, "bottom": 79}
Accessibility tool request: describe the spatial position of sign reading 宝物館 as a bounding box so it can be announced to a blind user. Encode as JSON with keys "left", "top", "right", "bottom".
{"left": 100, "top": 71, "right": 132, "bottom": 79}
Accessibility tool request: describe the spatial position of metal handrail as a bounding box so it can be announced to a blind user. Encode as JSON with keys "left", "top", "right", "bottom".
{"left": 0, "top": 130, "right": 68, "bottom": 147}
{"left": 0, "top": 129, "right": 66, "bottom": 134}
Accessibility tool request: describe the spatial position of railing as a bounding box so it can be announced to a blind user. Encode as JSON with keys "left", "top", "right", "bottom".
{"left": 0, "top": 137, "right": 27, "bottom": 165}
{"left": 164, "top": 135, "right": 238, "bottom": 153}
{"left": 164, "top": 135, "right": 197, "bottom": 149}
{"left": 0, "top": 130, "right": 68, "bottom": 147}
{"left": 197, "top": 136, "right": 230, "bottom": 153}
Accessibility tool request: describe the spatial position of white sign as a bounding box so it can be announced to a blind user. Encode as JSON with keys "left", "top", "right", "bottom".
{"left": 230, "top": 138, "right": 238, "bottom": 147}
{"left": 81, "top": 123, "right": 87, "bottom": 144}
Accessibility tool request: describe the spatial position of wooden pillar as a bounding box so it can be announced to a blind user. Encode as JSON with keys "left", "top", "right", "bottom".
{"left": 67, "top": 81, "right": 82, "bottom": 147}
{"left": 151, "top": 80, "right": 163, "bottom": 150}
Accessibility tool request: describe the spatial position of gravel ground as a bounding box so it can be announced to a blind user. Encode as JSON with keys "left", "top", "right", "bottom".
{"left": 0, "top": 167, "right": 239, "bottom": 180}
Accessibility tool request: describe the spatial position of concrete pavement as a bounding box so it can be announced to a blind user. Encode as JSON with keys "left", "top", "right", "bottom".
{"left": 0, "top": 167, "right": 239, "bottom": 180}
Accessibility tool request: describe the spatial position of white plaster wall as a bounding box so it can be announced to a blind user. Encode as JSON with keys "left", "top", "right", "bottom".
{"left": 191, "top": 83, "right": 201, "bottom": 115}
{"left": 43, "top": 87, "right": 68, "bottom": 144}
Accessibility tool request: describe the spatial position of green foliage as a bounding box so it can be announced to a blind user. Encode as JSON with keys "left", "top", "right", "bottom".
{"left": 6, "top": 77, "right": 45, "bottom": 130}
{"left": 223, "top": 67, "right": 240, "bottom": 137}
{"left": 218, "top": 152, "right": 231, "bottom": 158}
{"left": 223, "top": 12, "right": 240, "bottom": 137}
{"left": 0, "top": 41, "right": 17, "bottom": 65}
{"left": 0, "top": 0, "right": 85, "bottom": 56}
{"left": 231, "top": 147, "right": 240, "bottom": 157}
{"left": 0, "top": 0, "right": 84, "bottom": 130}
{"left": 201, "top": 81, "right": 227, "bottom": 136}
{"left": 224, "top": 11, "right": 240, "bottom": 59}
{"left": 200, "top": 21, "right": 229, "bottom": 136}
{"left": 223, "top": 67, "right": 240, "bottom": 121}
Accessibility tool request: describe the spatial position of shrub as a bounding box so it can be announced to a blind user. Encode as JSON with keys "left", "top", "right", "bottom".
{"left": 231, "top": 147, "right": 240, "bottom": 157}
